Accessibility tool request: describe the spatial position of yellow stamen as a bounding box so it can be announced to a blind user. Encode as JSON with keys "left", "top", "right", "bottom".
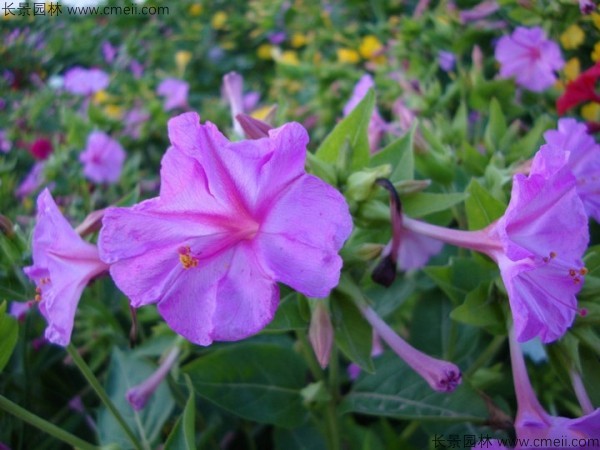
{"left": 178, "top": 246, "right": 199, "bottom": 269}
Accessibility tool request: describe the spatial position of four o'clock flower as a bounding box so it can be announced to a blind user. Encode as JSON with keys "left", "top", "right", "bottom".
{"left": 79, "top": 131, "right": 126, "bottom": 184}
{"left": 63, "top": 67, "right": 110, "bottom": 96}
{"left": 157, "top": 78, "right": 189, "bottom": 111}
{"left": 99, "top": 112, "right": 352, "bottom": 346}
{"left": 495, "top": 27, "right": 564, "bottom": 92}
{"left": 542, "top": 118, "right": 600, "bottom": 222}
{"left": 557, "top": 62, "right": 600, "bottom": 115}
{"left": 23, "top": 189, "right": 109, "bottom": 346}
{"left": 395, "top": 145, "right": 589, "bottom": 343}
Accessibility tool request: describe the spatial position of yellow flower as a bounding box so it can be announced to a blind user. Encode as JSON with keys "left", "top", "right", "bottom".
{"left": 592, "top": 12, "right": 600, "bottom": 29}
{"left": 582, "top": 103, "right": 600, "bottom": 121}
{"left": 251, "top": 105, "right": 272, "bottom": 121}
{"left": 189, "top": 4, "right": 203, "bottom": 16}
{"left": 211, "top": 11, "right": 228, "bottom": 30}
{"left": 564, "top": 58, "right": 581, "bottom": 82}
{"left": 92, "top": 90, "right": 111, "bottom": 105}
{"left": 592, "top": 42, "right": 600, "bottom": 61}
{"left": 220, "top": 41, "right": 235, "bottom": 50}
{"left": 291, "top": 33, "right": 308, "bottom": 48}
{"left": 359, "top": 35, "right": 386, "bottom": 64}
{"left": 175, "top": 50, "right": 192, "bottom": 75}
{"left": 337, "top": 48, "right": 360, "bottom": 64}
{"left": 257, "top": 44, "right": 273, "bottom": 60}
{"left": 278, "top": 50, "right": 300, "bottom": 66}
{"left": 104, "top": 105, "right": 123, "bottom": 120}
{"left": 560, "top": 25, "right": 585, "bottom": 50}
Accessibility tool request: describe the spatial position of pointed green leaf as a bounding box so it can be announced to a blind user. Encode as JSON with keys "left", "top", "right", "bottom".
{"left": 402, "top": 192, "right": 468, "bottom": 218}
{"left": 330, "top": 293, "right": 374, "bottom": 373}
{"left": 369, "top": 126, "right": 415, "bottom": 182}
{"left": 464, "top": 179, "right": 506, "bottom": 230}
{"left": 484, "top": 98, "right": 507, "bottom": 152}
{"left": 340, "top": 353, "right": 488, "bottom": 422}
{"left": 184, "top": 342, "right": 307, "bottom": 427}
{"left": 164, "top": 375, "right": 196, "bottom": 450}
{"left": 265, "top": 293, "right": 309, "bottom": 332}
{"left": 0, "top": 301, "right": 18, "bottom": 373}
{"left": 315, "top": 90, "right": 375, "bottom": 171}
{"left": 98, "top": 348, "right": 175, "bottom": 448}
{"left": 450, "top": 283, "right": 505, "bottom": 334}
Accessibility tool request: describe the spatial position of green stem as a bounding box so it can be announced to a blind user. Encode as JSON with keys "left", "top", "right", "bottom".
{"left": 324, "top": 401, "right": 341, "bottom": 450}
{"left": 295, "top": 330, "right": 324, "bottom": 381}
{"left": 464, "top": 335, "right": 506, "bottom": 379}
{"left": 0, "top": 394, "right": 99, "bottom": 450}
{"left": 66, "top": 344, "right": 142, "bottom": 450}
{"left": 325, "top": 344, "right": 341, "bottom": 450}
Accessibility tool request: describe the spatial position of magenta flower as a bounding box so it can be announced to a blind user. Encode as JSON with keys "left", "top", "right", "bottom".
{"left": 79, "top": 131, "right": 126, "bottom": 184}
{"left": 459, "top": 0, "right": 499, "bottom": 22}
{"left": 63, "top": 67, "right": 110, "bottom": 95}
{"left": 495, "top": 27, "right": 564, "bottom": 92}
{"left": 361, "top": 305, "right": 461, "bottom": 392}
{"left": 101, "top": 41, "right": 117, "bottom": 64}
{"left": 29, "top": 138, "right": 53, "bottom": 160}
{"left": 438, "top": 50, "right": 456, "bottom": 72}
{"left": 222, "top": 72, "right": 263, "bottom": 137}
{"left": 24, "top": 189, "right": 109, "bottom": 346}
{"left": 343, "top": 74, "right": 388, "bottom": 153}
{"left": 0, "top": 130, "right": 11, "bottom": 153}
{"left": 99, "top": 113, "right": 352, "bottom": 345}
{"left": 157, "top": 78, "right": 189, "bottom": 111}
{"left": 504, "top": 327, "right": 600, "bottom": 449}
{"left": 580, "top": 0, "right": 596, "bottom": 14}
{"left": 542, "top": 118, "right": 600, "bottom": 222}
{"left": 126, "top": 346, "right": 180, "bottom": 410}
{"left": 398, "top": 145, "right": 589, "bottom": 343}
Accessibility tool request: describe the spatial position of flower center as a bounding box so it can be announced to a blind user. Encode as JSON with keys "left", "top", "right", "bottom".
{"left": 178, "top": 246, "right": 198, "bottom": 269}
{"left": 34, "top": 277, "right": 51, "bottom": 302}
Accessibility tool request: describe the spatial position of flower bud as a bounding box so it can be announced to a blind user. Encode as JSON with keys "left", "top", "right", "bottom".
{"left": 346, "top": 165, "right": 392, "bottom": 202}
{"left": 309, "top": 301, "right": 334, "bottom": 369}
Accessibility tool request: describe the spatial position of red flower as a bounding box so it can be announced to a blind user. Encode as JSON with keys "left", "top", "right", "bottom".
{"left": 557, "top": 62, "right": 600, "bottom": 114}
{"left": 30, "top": 138, "right": 53, "bottom": 160}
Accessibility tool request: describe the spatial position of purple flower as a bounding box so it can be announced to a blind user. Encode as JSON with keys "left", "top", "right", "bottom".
{"left": 580, "top": 0, "right": 596, "bottom": 14}
{"left": 79, "top": 132, "right": 126, "bottom": 184}
{"left": 99, "top": 112, "right": 352, "bottom": 345}
{"left": 361, "top": 305, "right": 462, "bottom": 392}
{"left": 0, "top": 130, "right": 11, "bottom": 153}
{"left": 500, "top": 327, "right": 600, "bottom": 449}
{"left": 16, "top": 162, "right": 45, "bottom": 199}
{"left": 459, "top": 0, "right": 499, "bottom": 22}
{"left": 156, "top": 78, "right": 189, "bottom": 111}
{"left": 343, "top": 74, "right": 388, "bottom": 153}
{"left": 222, "top": 72, "right": 245, "bottom": 136}
{"left": 101, "top": 41, "right": 117, "bottom": 64}
{"left": 24, "top": 189, "right": 109, "bottom": 346}
{"left": 122, "top": 106, "right": 149, "bottom": 140}
{"left": 400, "top": 146, "right": 589, "bottom": 343}
{"left": 130, "top": 60, "right": 144, "bottom": 79}
{"left": 495, "top": 27, "right": 564, "bottom": 92}
{"left": 542, "top": 118, "right": 600, "bottom": 222}
{"left": 63, "top": 67, "right": 110, "bottom": 96}
{"left": 268, "top": 31, "right": 286, "bottom": 45}
{"left": 438, "top": 50, "right": 456, "bottom": 72}
{"left": 9, "top": 301, "right": 33, "bottom": 322}
{"left": 126, "top": 346, "right": 180, "bottom": 410}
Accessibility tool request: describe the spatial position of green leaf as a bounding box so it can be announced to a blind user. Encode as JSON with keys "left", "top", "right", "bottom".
{"left": 164, "top": 375, "right": 196, "bottom": 450}
{"left": 274, "top": 422, "right": 327, "bottom": 450}
{"left": 507, "top": 115, "right": 554, "bottom": 162}
{"left": 424, "top": 257, "right": 498, "bottom": 304}
{"left": 97, "top": 348, "right": 175, "bottom": 448}
{"left": 265, "top": 293, "right": 309, "bottom": 332}
{"left": 450, "top": 283, "right": 505, "bottom": 334}
{"left": 0, "top": 301, "right": 18, "bottom": 372}
{"left": 464, "top": 179, "right": 506, "bottom": 230}
{"left": 340, "top": 353, "right": 488, "bottom": 422}
{"left": 184, "top": 342, "right": 308, "bottom": 427}
{"left": 402, "top": 192, "right": 468, "bottom": 218}
{"left": 369, "top": 127, "right": 415, "bottom": 182}
{"left": 484, "top": 98, "right": 507, "bottom": 153}
{"left": 330, "top": 293, "right": 374, "bottom": 373}
{"left": 315, "top": 90, "right": 375, "bottom": 172}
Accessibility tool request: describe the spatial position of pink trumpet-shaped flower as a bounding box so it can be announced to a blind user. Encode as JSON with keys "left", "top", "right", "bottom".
{"left": 157, "top": 78, "right": 189, "bottom": 111}
{"left": 398, "top": 146, "right": 589, "bottom": 343}
{"left": 64, "top": 67, "right": 109, "bottom": 96}
{"left": 99, "top": 112, "right": 352, "bottom": 345}
{"left": 361, "top": 305, "right": 461, "bottom": 392}
{"left": 79, "top": 131, "right": 126, "bottom": 184}
{"left": 495, "top": 27, "right": 564, "bottom": 92}
{"left": 481, "top": 329, "right": 600, "bottom": 449}
{"left": 542, "top": 118, "right": 600, "bottom": 222}
{"left": 126, "top": 346, "right": 180, "bottom": 411}
{"left": 23, "top": 189, "right": 109, "bottom": 346}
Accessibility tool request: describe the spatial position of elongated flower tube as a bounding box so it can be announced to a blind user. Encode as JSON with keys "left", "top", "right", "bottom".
{"left": 361, "top": 305, "right": 461, "bottom": 392}
{"left": 126, "top": 346, "right": 180, "bottom": 411}
{"left": 393, "top": 145, "right": 589, "bottom": 343}
{"left": 99, "top": 112, "right": 352, "bottom": 346}
{"left": 23, "top": 189, "right": 109, "bottom": 346}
